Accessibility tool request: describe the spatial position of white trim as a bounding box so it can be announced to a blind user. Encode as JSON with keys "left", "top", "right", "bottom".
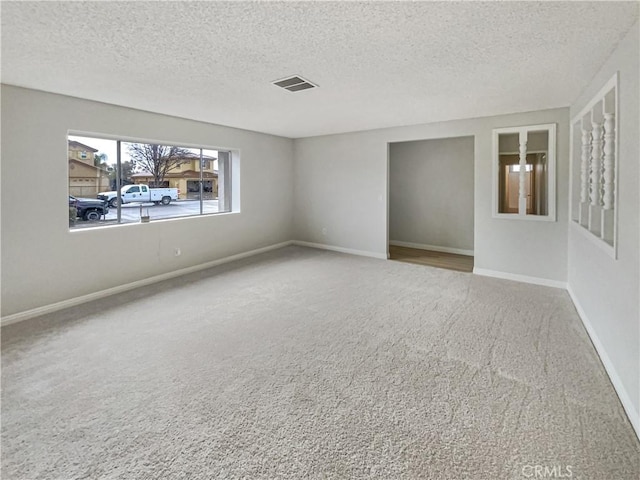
{"left": 572, "top": 72, "right": 619, "bottom": 122}
{"left": 492, "top": 213, "right": 557, "bottom": 222}
{"left": 494, "top": 149, "right": 548, "bottom": 155}
{"left": 569, "top": 72, "right": 619, "bottom": 258}
{"left": 567, "top": 285, "right": 640, "bottom": 441}
{"left": 389, "top": 240, "right": 473, "bottom": 257}
{"left": 292, "top": 240, "right": 387, "bottom": 260}
{"left": 569, "top": 118, "right": 578, "bottom": 223}
{"left": 1, "top": 241, "right": 293, "bottom": 327}
{"left": 611, "top": 73, "right": 619, "bottom": 258}
{"left": 473, "top": 267, "right": 567, "bottom": 289}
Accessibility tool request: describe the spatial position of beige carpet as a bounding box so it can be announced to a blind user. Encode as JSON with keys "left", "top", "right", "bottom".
{"left": 2, "top": 246, "right": 638, "bottom": 479}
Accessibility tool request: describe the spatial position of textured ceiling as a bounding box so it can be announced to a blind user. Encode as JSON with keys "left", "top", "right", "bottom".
{"left": 1, "top": 1, "right": 638, "bottom": 138}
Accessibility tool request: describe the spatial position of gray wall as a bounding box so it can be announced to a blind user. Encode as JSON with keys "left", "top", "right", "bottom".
{"left": 389, "top": 136, "right": 474, "bottom": 252}
{"left": 568, "top": 22, "right": 639, "bottom": 431}
{"left": 293, "top": 107, "right": 569, "bottom": 282}
{"left": 1, "top": 86, "right": 294, "bottom": 317}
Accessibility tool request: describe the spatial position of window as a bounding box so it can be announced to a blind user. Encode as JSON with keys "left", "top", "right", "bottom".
{"left": 80, "top": 150, "right": 87, "bottom": 159}
{"left": 570, "top": 73, "right": 618, "bottom": 257}
{"left": 68, "top": 134, "right": 236, "bottom": 229}
{"left": 493, "top": 124, "right": 556, "bottom": 220}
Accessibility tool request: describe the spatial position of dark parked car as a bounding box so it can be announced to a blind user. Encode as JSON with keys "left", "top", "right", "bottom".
{"left": 68, "top": 195, "right": 109, "bottom": 221}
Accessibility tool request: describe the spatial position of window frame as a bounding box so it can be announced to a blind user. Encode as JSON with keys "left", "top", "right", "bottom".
{"left": 492, "top": 123, "right": 557, "bottom": 222}
{"left": 67, "top": 130, "right": 239, "bottom": 230}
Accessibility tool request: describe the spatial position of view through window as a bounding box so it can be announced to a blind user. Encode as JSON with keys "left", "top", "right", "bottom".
{"left": 493, "top": 124, "right": 556, "bottom": 220}
{"left": 68, "top": 135, "right": 232, "bottom": 229}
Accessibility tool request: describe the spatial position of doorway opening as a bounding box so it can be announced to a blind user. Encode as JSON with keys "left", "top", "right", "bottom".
{"left": 388, "top": 136, "right": 475, "bottom": 273}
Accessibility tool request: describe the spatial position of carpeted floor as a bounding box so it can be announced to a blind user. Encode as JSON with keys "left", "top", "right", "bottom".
{"left": 2, "top": 246, "right": 638, "bottom": 479}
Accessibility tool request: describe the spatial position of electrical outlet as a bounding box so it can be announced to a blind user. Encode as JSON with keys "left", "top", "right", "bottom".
{"left": 321, "top": 228, "right": 327, "bottom": 236}
{"left": 174, "top": 248, "right": 181, "bottom": 257}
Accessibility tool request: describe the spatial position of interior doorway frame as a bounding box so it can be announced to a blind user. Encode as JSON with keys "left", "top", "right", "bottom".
{"left": 385, "top": 135, "right": 476, "bottom": 262}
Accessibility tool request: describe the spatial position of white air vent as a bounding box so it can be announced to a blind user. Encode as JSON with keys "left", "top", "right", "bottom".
{"left": 272, "top": 75, "right": 317, "bottom": 92}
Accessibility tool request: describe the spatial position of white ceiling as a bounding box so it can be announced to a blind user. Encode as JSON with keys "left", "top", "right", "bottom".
{"left": 1, "top": 1, "right": 638, "bottom": 138}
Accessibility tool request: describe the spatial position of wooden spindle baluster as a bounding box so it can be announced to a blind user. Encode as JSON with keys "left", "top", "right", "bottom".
{"left": 590, "top": 122, "right": 603, "bottom": 207}
{"left": 602, "top": 113, "right": 615, "bottom": 210}
{"left": 580, "top": 128, "right": 590, "bottom": 204}
{"left": 519, "top": 133, "right": 527, "bottom": 214}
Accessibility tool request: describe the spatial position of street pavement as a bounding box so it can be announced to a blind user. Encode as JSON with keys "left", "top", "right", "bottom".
{"left": 71, "top": 199, "right": 221, "bottom": 228}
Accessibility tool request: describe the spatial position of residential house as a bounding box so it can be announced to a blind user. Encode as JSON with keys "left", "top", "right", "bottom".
{"left": 130, "top": 152, "right": 218, "bottom": 199}
{"left": 68, "top": 140, "right": 110, "bottom": 197}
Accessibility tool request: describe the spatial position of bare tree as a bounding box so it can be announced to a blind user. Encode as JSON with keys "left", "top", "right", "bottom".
{"left": 128, "top": 144, "right": 191, "bottom": 187}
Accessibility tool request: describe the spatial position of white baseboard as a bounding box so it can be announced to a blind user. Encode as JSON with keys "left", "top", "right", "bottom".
{"left": 1, "top": 241, "right": 294, "bottom": 327}
{"left": 292, "top": 240, "right": 387, "bottom": 260}
{"left": 567, "top": 285, "right": 640, "bottom": 441}
{"left": 473, "top": 267, "right": 567, "bottom": 289}
{"left": 389, "top": 240, "right": 474, "bottom": 257}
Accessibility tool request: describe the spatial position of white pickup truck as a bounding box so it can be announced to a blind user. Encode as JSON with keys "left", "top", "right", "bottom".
{"left": 98, "top": 184, "right": 179, "bottom": 207}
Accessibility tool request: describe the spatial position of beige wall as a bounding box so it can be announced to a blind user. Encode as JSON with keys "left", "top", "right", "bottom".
{"left": 1, "top": 85, "right": 294, "bottom": 317}
{"left": 294, "top": 107, "right": 569, "bottom": 282}
{"left": 567, "top": 21, "right": 639, "bottom": 435}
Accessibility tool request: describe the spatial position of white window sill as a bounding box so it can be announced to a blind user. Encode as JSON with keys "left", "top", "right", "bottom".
{"left": 492, "top": 213, "right": 556, "bottom": 222}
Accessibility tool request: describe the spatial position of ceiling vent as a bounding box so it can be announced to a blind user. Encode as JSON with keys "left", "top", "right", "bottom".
{"left": 272, "top": 75, "right": 317, "bottom": 92}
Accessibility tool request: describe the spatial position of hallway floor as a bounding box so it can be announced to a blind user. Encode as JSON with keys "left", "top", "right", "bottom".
{"left": 389, "top": 245, "right": 474, "bottom": 272}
